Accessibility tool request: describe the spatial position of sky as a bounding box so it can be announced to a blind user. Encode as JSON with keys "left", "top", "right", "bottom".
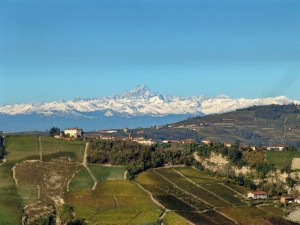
{"left": 0, "top": 0, "right": 300, "bottom": 104}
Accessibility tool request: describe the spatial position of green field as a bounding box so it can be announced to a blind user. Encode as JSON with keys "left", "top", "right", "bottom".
{"left": 0, "top": 135, "right": 39, "bottom": 224}
{"left": 0, "top": 164, "right": 22, "bottom": 225}
{"left": 266, "top": 151, "right": 300, "bottom": 169}
{"left": 5, "top": 135, "right": 39, "bottom": 163}
{"left": 41, "top": 136, "right": 86, "bottom": 162}
{"left": 68, "top": 165, "right": 94, "bottom": 192}
{"left": 66, "top": 180, "right": 162, "bottom": 224}
{"left": 88, "top": 164, "right": 125, "bottom": 181}
{"left": 163, "top": 211, "right": 191, "bottom": 225}
{"left": 217, "top": 206, "right": 272, "bottom": 223}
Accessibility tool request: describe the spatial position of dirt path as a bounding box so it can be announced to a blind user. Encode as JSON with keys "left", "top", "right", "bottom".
{"left": 38, "top": 136, "right": 42, "bottom": 161}
{"left": 12, "top": 165, "right": 18, "bottom": 185}
{"left": 82, "top": 142, "right": 98, "bottom": 190}
{"left": 134, "top": 182, "right": 166, "bottom": 209}
{"left": 66, "top": 170, "right": 79, "bottom": 192}
{"left": 0, "top": 157, "right": 6, "bottom": 166}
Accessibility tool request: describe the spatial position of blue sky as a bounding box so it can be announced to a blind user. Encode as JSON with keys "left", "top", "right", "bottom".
{"left": 0, "top": 0, "right": 299, "bottom": 104}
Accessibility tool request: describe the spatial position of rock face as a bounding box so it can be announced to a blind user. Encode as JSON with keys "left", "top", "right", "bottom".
{"left": 194, "top": 152, "right": 300, "bottom": 194}
{"left": 0, "top": 85, "right": 298, "bottom": 131}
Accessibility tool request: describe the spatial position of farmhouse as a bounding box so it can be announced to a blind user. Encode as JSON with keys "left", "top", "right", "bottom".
{"left": 247, "top": 191, "right": 268, "bottom": 199}
{"left": 64, "top": 127, "right": 82, "bottom": 138}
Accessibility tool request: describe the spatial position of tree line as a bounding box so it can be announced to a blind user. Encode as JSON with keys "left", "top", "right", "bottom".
{"left": 86, "top": 139, "right": 196, "bottom": 179}
{"left": 237, "top": 104, "right": 299, "bottom": 120}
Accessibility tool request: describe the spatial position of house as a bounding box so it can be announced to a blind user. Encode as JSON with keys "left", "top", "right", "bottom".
{"left": 247, "top": 191, "right": 268, "bottom": 199}
{"left": 64, "top": 127, "right": 82, "bottom": 138}
{"left": 280, "top": 196, "right": 294, "bottom": 204}
{"left": 267, "top": 144, "right": 285, "bottom": 151}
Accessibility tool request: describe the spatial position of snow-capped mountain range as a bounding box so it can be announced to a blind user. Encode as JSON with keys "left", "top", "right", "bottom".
{"left": 0, "top": 85, "right": 299, "bottom": 131}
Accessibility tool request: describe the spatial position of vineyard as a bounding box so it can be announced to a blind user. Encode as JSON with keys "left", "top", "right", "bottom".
{"left": 136, "top": 167, "right": 296, "bottom": 225}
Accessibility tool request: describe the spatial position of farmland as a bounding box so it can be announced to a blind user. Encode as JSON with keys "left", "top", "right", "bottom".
{"left": 266, "top": 151, "right": 300, "bottom": 169}
{"left": 88, "top": 164, "right": 125, "bottom": 181}
{"left": 1, "top": 134, "right": 300, "bottom": 224}
{"left": 135, "top": 167, "right": 297, "bottom": 225}
{"left": 66, "top": 180, "right": 163, "bottom": 224}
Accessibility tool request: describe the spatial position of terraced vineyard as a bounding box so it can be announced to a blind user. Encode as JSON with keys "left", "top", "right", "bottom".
{"left": 136, "top": 167, "right": 296, "bottom": 225}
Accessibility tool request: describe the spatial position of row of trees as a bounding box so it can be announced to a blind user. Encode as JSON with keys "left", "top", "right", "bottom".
{"left": 0, "top": 136, "right": 4, "bottom": 161}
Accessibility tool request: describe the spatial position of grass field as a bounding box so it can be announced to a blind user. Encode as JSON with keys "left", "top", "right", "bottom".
{"left": 163, "top": 211, "right": 191, "bottom": 225}
{"left": 66, "top": 180, "right": 162, "bottom": 224}
{"left": 258, "top": 204, "right": 284, "bottom": 217}
{"left": 177, "top": 210, "right": 235, "bottom": 225}
{"left": 68, "top": 165, "right": 94, "bottom": 192}
{"left": 266, "top": 151, "right": 300, "bottom": 169}
{"left": 5, "top": 135, "right": 39, "bottom": 163}
{"left": 0, "top": 164, "right": 22, "bottom": 225}
{"left": 41, "top": 136, "right": 85, "bottom": 162}
{"left": 217, "top": 206, "right": 272, "bottom": 223}
{"left": 88, "top": 164, "right": 125, "bottom": 181}
{"left": 0, "top": 135, "right": 39, "bottom": 224}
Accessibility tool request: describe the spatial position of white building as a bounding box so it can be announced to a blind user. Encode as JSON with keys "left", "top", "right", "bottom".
{"left": 64, "top": 127, "right": 82, "bottom": 138}
{"left": 247, "top": 191, "right": 268, "bottom": 199}
{"left": 266, "top": 145, "right": 284, "bottom": 151}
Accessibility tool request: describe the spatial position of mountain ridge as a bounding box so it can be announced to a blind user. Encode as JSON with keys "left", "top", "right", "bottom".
{"left": 0, "top": 85, "right": 299, "bottom": 131}
{"left": 0, "top": 85, "right": 298, "bottom": 117}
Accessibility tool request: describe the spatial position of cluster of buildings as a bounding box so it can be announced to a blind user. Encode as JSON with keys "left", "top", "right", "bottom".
{"left": 201, "top": 139, "right": 285, "bottom": 151}
{"left": 247, "top": 191, "right": 300, "bottom": 205}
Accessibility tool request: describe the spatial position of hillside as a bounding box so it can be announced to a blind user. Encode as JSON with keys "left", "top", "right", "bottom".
{"left": 141, "top": 104, "right": 300, "bottom": 147}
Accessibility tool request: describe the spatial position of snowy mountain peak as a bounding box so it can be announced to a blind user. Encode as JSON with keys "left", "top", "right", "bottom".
{"left": 121, "top": 84, "right": 156, "bottom": 99}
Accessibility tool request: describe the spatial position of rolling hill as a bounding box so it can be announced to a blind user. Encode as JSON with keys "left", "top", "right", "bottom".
{"left": 141, "top": 104, "right": 300, "bottom": 147}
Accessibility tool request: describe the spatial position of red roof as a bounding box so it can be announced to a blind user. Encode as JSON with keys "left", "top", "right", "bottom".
{"left": 250, "top": 191, "right": 267, "bottom": 195}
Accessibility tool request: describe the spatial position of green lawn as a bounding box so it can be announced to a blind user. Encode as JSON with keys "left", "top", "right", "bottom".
{"left": 266, "top": 151, "right": 300, "bottom": 169}
{"left": 40, "top": 136, "right": 85, "bottom": 162}
{"left": 66, "top": 180, "right": 162, "bottom": 224}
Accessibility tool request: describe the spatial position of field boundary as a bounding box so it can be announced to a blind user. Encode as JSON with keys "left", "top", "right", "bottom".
{"left": 153, "top": 169, "right": 214, "bottom": 208}
{"left": 173, "top": 169, "right": 235, "bottom": 207}
{"left": 38, "top": 136, "right": 42, "bottom": 161}
{"left": 82, "top": 142, "right": 98, "bottom": 190}
{"left": 133, "top": 181, "right": 166, "bottom": 210}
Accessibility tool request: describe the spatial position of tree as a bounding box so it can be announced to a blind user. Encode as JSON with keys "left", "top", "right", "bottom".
{"left": 49, "top": 127, "right": 61, "bottom": 137}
